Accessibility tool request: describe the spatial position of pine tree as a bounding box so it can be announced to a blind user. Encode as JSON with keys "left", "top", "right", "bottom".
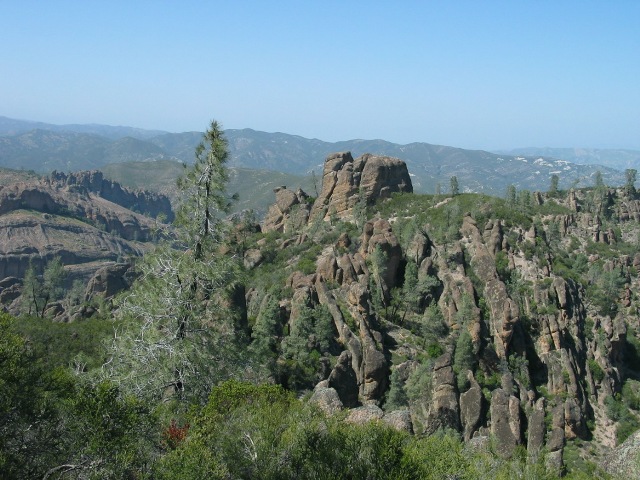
{"left": 103, "top": 121, "right": 249, "bottom": 404}
{"left": 625, "top": 168, "right": 637, "bottom": 196}
{"left": 21, "top": 261, "right": 43, "bottom": 316}
{"left": 506, "top": 184, "right": 517, "bottom": 206}
{"left": 450, "top": 176, "right": 459, "bottom": 196}
{"left": 549, "top": 174, "right": 559, "bottom": 196}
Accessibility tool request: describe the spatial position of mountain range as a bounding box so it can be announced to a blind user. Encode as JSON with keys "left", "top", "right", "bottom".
{"left": 0, "top": 116, "right": 636, "bottom": 198}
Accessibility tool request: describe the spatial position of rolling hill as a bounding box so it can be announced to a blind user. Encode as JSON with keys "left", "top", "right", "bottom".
{"left": 0, "top": 116, "right": 630, "bottom": 197}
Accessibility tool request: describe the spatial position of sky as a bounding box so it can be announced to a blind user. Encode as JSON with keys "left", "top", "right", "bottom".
{"left": 1, "top": 1, "right": 639, "bottom": 150}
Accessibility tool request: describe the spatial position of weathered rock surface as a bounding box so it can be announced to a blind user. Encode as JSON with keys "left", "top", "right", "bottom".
{"left": 382, "top": 410, "right": 414, "bottom": 434}
{"left": 310, "top": 152, "right": 412, "bottom": 222}
{"left": 262, "top": 186, "right": 311, "bottom": 233}
{"left": 50, "top": 170, "right": 173, "bottom": 221}
{"left": 345, "top": 404, "right": 385, "bottom": 424}
{"left": 84, "top": 262, "right": 138, "bottom": 302}
{"left": 459, "top": 374, "right": 484, "bottom": 441}
{"left": 328, "top": 350, "right": 359, "bottom": 408}
{"left": 424, "top": 353, "right": 461, "bottom": 434}
{"left": 0, "top": 172, "right": 171, "bottom": 312}
{"left": 602, "top": 429, "right": 640, "bottom": 479}
{"left": 490, "top": 388, "right": 521, "bottom": 458}
{"left": 310, "top": 385, "right": 344, "bottom": 415}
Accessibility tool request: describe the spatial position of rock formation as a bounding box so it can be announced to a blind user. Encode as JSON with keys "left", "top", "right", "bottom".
{"left": 309, "top": 152, "right": 412, "bottom": 222}
{"left": 0, "top": 172, "right": 172, "bottom": 316}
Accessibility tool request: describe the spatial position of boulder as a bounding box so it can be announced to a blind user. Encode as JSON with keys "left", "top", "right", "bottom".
{"left": 310, "top": 152, "right": 412, "bottom": 222}
{"left": 262, "top": 186, "right": 311, "bottom": 233}
{"left": 310, "top": 386, "right": 343, "bottom": 415}
{"left": 490, "top": 388, "right": 521, "bottom": 458}
{"left": 459, "top": 373, "right": 484, "bottom": 441}
{"left": 328, "top": 350, "right": 359, "bottom": 408}
{"left": 424, "top": 353, "right": 461, "bottom": 434}
{"left": 345, "top": 404, "right": 384, "bottom": 424}
{"left": 527, "top": 398, "right": 546, "bottom": 457}
{"left": 382, "top": 410, "right": 414, "bottom": 434}
{"left": 85, "top": 262, "right": 137, "bottom": 301}
{"left": 602, "top": 429, "right": 640, "bottom": 479}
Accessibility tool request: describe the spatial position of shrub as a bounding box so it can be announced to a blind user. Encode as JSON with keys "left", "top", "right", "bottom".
{"left": 588, "top": 358, "right": 605, "bottom": 383}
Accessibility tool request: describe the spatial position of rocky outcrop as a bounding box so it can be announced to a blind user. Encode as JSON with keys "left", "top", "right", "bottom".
{"left": 262, "top": 186, "right": 311, "bottom": 233}
{"left": 0, "top": 213, "right": 148, "bottom": 280}
{"left": 424, "top": 353, "right": 460, "bottom": 434}
{"left": 490, "top": 388, "right": 522, "bottom": 458}
{"left": 84, "top": 262, "right": 138, "bottom": 302}
{"left": 310, "top": 383, "right": 344, "bottom": 415}
{"left": 0, "top": 174, "right": 170, "bottom": 313}
{"left": 253, "top": 159, "right": 640, "bottom": 472}
{"left": 49, "top": 170, "right": 173, "bottom": 221}
{"left": 602, "top": 429, "right": 640, "bottom": 479}
{"left": 0, "top": 177, "right": 169, "bottom": 242}
{"left": 310, "top": 152, "right": 412, "bottom": 222}
{"left": 361, "top": 219, "right": 403, "bottom": 294}
{"left": 459, "top": 373, "right": 484, "bottom": 441}
{"left": 328, "top": 350, "right": 360, "bottom": 408}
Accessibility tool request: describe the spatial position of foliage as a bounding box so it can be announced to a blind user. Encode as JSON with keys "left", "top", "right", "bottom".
{"left": 406, "top": 361, "right": 433, "bottom": 407}
{"left": 14, "top": 314, "right": 115, "bottom": 371}
{"left": 508, "top": 353, "right": 531, "bottom": 389}
{"left": 1, "top": 313, "right": 156, "bottom": 479}
{"left": 625, "top": 168, "right": 637, "bottom": 195}
{"left": 622, "top": 379, "right": 640, "bottom": 410}
{"left": 588, "top": 358, "right": 605, "bottom": 383}
{"left": 454, "top": 329, "right": 476, "bottom": 390}
{"left": 420, "top": 303, "right": 448, "bottom": 347}
{"left": 385, "top": 368, "right": 409, "bottom": 410}
{"left": 0, "top": 313, "right": 70, "bottom": 478}
{"left": 549, "top": 174, "right": 560, "bottom": 196}
{"left": 495, "top": 250, "right": 511, "bottom": 282}
{"left": 20, "top": 257, "right": 66, "bottom": 317}
{"left": 369, "top": 244, "right": 389, "bottom": 308}
{"left": 103, "top": 121, "right": 252, "bottom": 404}
{"left": 62, "top": 379, "right": 156, "bottom": 478}
{"left": 249, "top": 293, "right": 282, "bottom": 372}
{"left": 450, "top": 175, "right": 459, "bottom": 196}
{"left": 605, "top": 394, "right": 640, "bottom": 444}
{"left": 280, "top": 302, "right": 335, "bottom": 390}
{"left": 155, "top": 380, "right": 574, "bottom": 479}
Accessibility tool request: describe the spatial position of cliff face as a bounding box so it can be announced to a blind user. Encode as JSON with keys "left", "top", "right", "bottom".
{"left": 251, "top": 152, "right": 640, "bottom": 473}
{"left": 49, "top": 170, "right": 174, "bottom": 222}
{"left": 0, "top": 172, "right": 172, "bottom": 316}
{"left": 310, "top": 152, "right": 412, "bottom": 222}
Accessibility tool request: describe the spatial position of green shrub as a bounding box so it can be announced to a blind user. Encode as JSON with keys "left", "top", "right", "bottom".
{"left": 426, "top": 343, "right": 444, "bottom": 358}
{"left": 588, "top": 358, "right": 605, "bottom": 383}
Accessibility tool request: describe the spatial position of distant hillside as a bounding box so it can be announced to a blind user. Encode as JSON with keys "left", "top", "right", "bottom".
{"left": 0, "top": 166, "right": 40, "bottom": 186}
{"left": 0, "top": 116, "right": 629, "bottom": 195}
{"left": 496, "top": 147, "right": 640, "bottom": 172}
{"left": 0, "top": 115, "right": 167, "bottom": 140}
{"left": 134, "top": 130, "right": 631, "bottom": 195}
{"left": 101, "top": 160, "right": 316, "bottom": 214}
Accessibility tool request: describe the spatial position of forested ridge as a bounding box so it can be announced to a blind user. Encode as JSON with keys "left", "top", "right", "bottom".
{"left": 2, "top": 122, "right": 640, "bottom": 479}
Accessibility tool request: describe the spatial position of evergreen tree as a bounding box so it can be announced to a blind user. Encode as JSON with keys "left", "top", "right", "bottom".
{"left": 250, "top": 294, "right": 282, "bottom": 372}
{"left": 103, "top": 121, "right": 249, "bottom": 404}
{"left": 450, "top": 176, "right": 459, "bottom": 196}
{"left": 549, "top": 174, "right": 559, "bottom": 196}
{"left": 20, "top": 261, "right": 43, "bottom": 316}
{"left": 505, "top": 184, "right": 517, "bottom": 205}
{"left": 453, "top": 330, "right": 475, "bottom": 391}
{"left": 594, "top": 170, "right": 604, "bottom": 189}
{"left": 41, "top": 257, "right": 66, "bottom": 316}
{"left": 385, "top": 368, "right": 408, "bottom": 410}
{"left": 368, "top": 245, "right": 389, "bottom": 309}
{"left": 625, "top": 168, "right": 637, "bottom": 196}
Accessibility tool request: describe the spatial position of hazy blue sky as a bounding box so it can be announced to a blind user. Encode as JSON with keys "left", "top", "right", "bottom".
{"left": 2, "top": 1, "right": 638, "bottom": 149}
